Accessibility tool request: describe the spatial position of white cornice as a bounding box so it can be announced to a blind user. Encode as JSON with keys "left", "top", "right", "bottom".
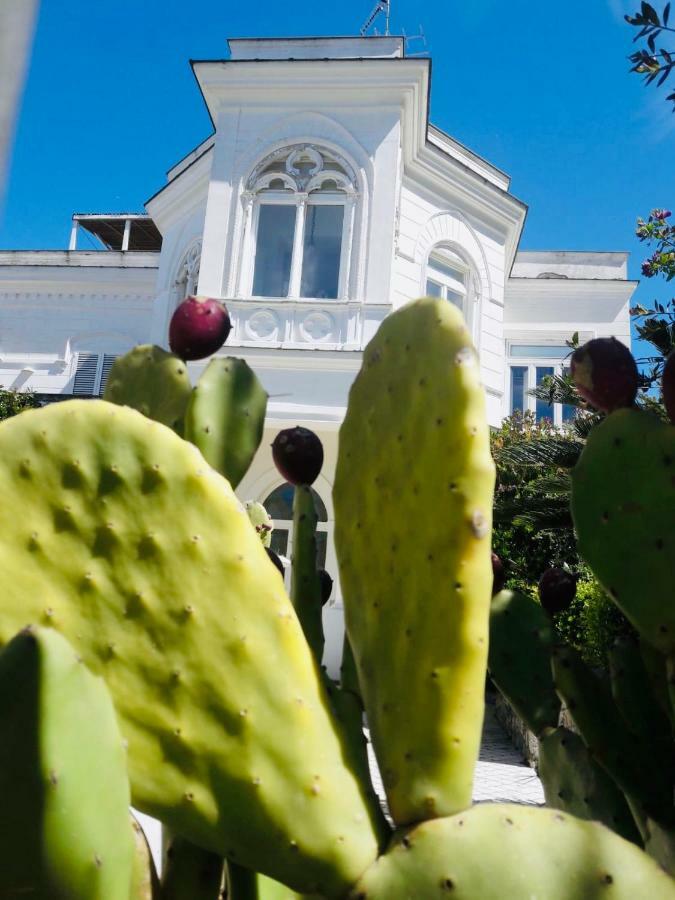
{"left": 0, "top": 262, "right": 157, "bottom": 294}
{"left": 145, "top": 149, "right": 212, "bottom": 230}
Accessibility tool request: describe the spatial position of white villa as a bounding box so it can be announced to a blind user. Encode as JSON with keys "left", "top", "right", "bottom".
{"left": 0, "top": 35, "right": 637, "bottom": 672}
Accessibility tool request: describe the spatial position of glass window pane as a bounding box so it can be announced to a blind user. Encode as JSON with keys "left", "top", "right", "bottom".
{"left": 510, "top": 366, "right": 527, "bottom": 414}
{"left": 510, "top": 345, "right": 569, "bottom": 359}
{"left": 300, "top": 204, "right": 344, "bottom": 299}
{"left": 426, "top": 279, "right": 443, "bottom": 298}
{"left": 265, "top": 483, "right": 295, "bottom": 520}
{"left": 428, "top": 253, "right": 466, "bottom": 286}
{"left": 447, "top": 289, "right": 464, "bottom": 310}
{"left": 264, "top": 483, "right": 328, "bottom": 523}
{"left": 252, "top": 204, "right": 296, "bottom": 298}
{"left": 316, "top": 531, "right": 327, "bottom": 569}
{"left": 270, "top": 529, "right": 289, "bottom": 558}
{"left": 561, "top": 365, "right": 576, "bottom": 423}
{"left": 536, "top": 366, "right": 555, "bottom": 421}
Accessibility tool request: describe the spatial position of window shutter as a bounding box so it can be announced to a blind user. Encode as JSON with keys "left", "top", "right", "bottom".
{"left": 73, "top": 353, "right": 100, "bottom": 396}
{"left": 99, "top": 354, "right": 117, "bottom": 395}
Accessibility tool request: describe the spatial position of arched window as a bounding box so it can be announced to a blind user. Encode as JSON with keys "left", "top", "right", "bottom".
{"left": 244, "top": 145, "right": 357, "bottom": 301}
{"left": 173, "top": 241, "right": 201, "bottom": 306}
{"left": 263, "top": 481, "right": 329, "bottom": 590}
{"left": 425, "top": 246, "right": 472, "bottom": 314}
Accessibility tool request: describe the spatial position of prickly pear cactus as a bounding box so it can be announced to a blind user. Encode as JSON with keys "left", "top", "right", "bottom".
{"left": 334, "top": 298, "right": 495, "bottom": 825}
{"left": 488, "top": 590, "right": 561, "bottom": 736}
{"left": 104, "top": 345, "right": 192, "bottom": 433}
{"left": 571, "top": 407, "right": 675, "bottom": 654}
{"left": 185, "top": 357, "right": 267, "bottom": 488}
{"left": 0, "top": 400, "right": 382, "bottom": 898}
{"left": 0, "top": 627, "right": 134, "bottom": 900}
{"left": 349, "top": 805, "right": 675, "bottom": 898}
{"left": 538, "top": 727, "right": 641, "bottom": 845}
{"left": 246, "top": 500, "right": 273, "bottom": 547}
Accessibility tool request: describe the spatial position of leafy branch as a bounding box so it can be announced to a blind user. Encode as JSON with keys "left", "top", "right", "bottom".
{"left": 626, "top": 2, "right": 675, "bottom": 107}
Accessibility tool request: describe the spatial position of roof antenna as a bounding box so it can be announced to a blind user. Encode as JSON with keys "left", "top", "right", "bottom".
{"left": 402, "top": 25, "right": 428, "bottom": 57}
{"left": 360, "top": 0, "right": 390, "bottom": 36}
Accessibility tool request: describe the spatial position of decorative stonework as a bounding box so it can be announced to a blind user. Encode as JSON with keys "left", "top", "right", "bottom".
{"left": 246, "top": 144, "right": 357, "bottom": 196}
{"left": 299, "top": 310, "right": 334, "bottom": 342}
{"left": 244, "top": 309, "right": 281, "bottom": 342}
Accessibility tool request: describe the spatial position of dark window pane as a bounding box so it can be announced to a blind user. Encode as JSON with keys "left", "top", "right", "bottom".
{"left": 252, "top": 205, "right": 296, "bottom": 298}
{"left": 510, "top": 366, "right": 527, "bottom": 414}
{"left": 300, "top": 205, "right": 344, "bottom": 299}
{"left": 536, "top": 366, "right": 555, "bottom": 421}
{"left": 562, "top": 403, "right": 576, "bottom": 424}
{"left": 264, "top": 483, "right": 328, "bottom": 523}
{"left": 270, "top": 529, "right": 289, "bottom": 558}
{"left": 315, "top": 531, "right": 327, "bottom": 569}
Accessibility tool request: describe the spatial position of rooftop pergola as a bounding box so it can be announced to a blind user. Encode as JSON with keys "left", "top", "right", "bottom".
{"left": 69, "top": 214, "right": 162, "bottom": 252}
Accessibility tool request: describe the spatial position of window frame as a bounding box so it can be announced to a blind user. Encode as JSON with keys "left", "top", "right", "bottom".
{"left": 506, "top": 341, "right": 576, "bottom": 426}
{"left": 243, "top": 145, "right": 358, "bottom": 303}
{"left": 423, "top": 244, "right": 475, "bottom": 334}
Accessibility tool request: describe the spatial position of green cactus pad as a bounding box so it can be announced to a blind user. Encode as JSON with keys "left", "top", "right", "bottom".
{"left": 103, "top": 345, "right": 192, "bottom": 433}
{"left": 334, "top": 298, "right": 495, "bottom": 825}
{"left": 608, "top": 637, "right": 672, "bottom": 748}
{"left": 0, "top": 627, "right": 134, "bottom": 900}
{"left": 0, "top": 400, "right": 381, "bottom": 898}
{"left": 538, "top": 727, "right": 641, "bottom": 845}
{"left": 184, "top": 357, "right": 268, "bottom": 488}
{"left": 551, "top": 644, "right": 673, "bottom": 826}
{"left": 488, "top": 590, "right": 561, "bottom": 736}
{"left": 349, "top": 804, "right": 675, "bottom": 899}
{"left": 571, "top": 408, "right": 675, "bottom": 654}
{"left": 291, "top": 485, "right": 324, "bottom": 663}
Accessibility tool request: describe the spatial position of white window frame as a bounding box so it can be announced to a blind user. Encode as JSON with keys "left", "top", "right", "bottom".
{"left": 240, "top": 145, "right": 358, "bottom": 303}
{"left": 423, "top": 244, "right": 477, "bottom": 336}
{"left": 506, "top": 341, "right": 578, "bottom": 427}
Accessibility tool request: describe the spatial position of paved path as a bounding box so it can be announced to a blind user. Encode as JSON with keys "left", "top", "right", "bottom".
{"left": 366, "top": 698, "right": 545, "bottom": 818}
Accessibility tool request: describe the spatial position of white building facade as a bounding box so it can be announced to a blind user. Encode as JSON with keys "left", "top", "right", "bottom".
{"left": 0, "top": 36, "right": 637, "bottom": 672}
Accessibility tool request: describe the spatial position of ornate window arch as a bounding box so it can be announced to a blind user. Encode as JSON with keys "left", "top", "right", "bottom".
{"left": 173, "top": 240, "right": 202, "bottom": 308}
{"left": 424, "top": 242, "right": 480, "bottom": 334}
{"left": 240, "top": 144, "right": 358, "bottom": 301}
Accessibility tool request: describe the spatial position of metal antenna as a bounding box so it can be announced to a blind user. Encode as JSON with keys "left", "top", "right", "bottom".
{"left": 360, "top": 0, "right": 390, "bottom": 36}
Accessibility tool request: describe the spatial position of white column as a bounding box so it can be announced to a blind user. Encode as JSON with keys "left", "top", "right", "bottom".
{"left": 69, "top": 220, "right": 79, "bottom": 251}
{"left": 288, "top": 195, "right": 307, "bottom": 298}
{"left": 121, "top": 218, "right": 132, "bottom": 252}
{"left": 339, "top": 194, "right": 357, "bottom": 300}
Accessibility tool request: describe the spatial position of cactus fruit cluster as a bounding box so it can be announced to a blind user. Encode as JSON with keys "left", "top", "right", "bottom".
{"left": 489, "top": 340, "right": 675, "bottom": 877}
{"left": 0, "top": 298, "right": 673, "bottom": 897}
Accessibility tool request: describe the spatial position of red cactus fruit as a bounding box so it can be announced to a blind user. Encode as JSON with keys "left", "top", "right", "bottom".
{"left": 491, "top": 552, "right": 505, "bottom": 596}
{"left": 272, "top": 427, "right": 323, "bottom": 486}
{"left": 169, "top": 296, "right": 231, "bottom": 361}
{"left": 570, "top": 338, "right": 638, "bottom": 413}
{"left": 538, "top": 567, "right": 577, "bottom": 617}
{"left": 663, "top": 351, "right": 675, "bottom": 425}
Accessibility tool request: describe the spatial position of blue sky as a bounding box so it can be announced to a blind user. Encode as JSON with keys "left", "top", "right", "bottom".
{"left": 1, "top": 0, "right": 674, "bottom": 319}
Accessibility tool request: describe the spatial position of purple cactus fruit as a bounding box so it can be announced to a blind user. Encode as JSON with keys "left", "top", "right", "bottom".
{"left": 272, "top": 427, "right": 323, "bottom": 486}
{"left": 570, "top": 338, "right": 638, "bottom": 413}
{"left": 538, "top": 567, "right": 577, "bottom": 617}
{"left": 663, "top": 351, "right": 675, "bottom": 426}
{"left": 265, "top": 548, "right": 285, "bottom": 578}
{"left": 491, "top": 552, "right": 505, "bottom": 597}
{"left": 319, "top": 569, "right": 333, "bottom": 606}
{"left": 168, "top": 295, "right": 231, "bottom": 361}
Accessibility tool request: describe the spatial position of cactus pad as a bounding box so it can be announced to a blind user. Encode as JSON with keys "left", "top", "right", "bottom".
{"left": 538, "top": 727, "right": 641, "bottom": 845}
{"left": 104, "top": 345, "right": 192, "bottom": 433}
{"left": 0, "top": 400, "right": 381, "bottom": 897}
{"left": 488, "top": 590, "right": 561, "bottom": 736}
{"left": 184, "top": 357, "right": 267, "bottom": 488}
{"left": 349, "top": 804, "right": 675, "bottom": 899}
{"left": 571, "top": 408, "right": 675, "bottom": 653}
{"left": 334, "top": 298, "right": 495, "bottom": 824}
{"left": 0, "top": 627, "right": 134, "bottom": 899}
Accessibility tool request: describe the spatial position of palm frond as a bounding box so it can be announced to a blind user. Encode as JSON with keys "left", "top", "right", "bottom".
{"left": 528, "top": 373, "right": 583, "bottom": 408}
{"left": 495, "top": 437, "right": 583, "bottom": 469}
{"left": 523, "top": 473, "right": 571, "bottom": 496}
